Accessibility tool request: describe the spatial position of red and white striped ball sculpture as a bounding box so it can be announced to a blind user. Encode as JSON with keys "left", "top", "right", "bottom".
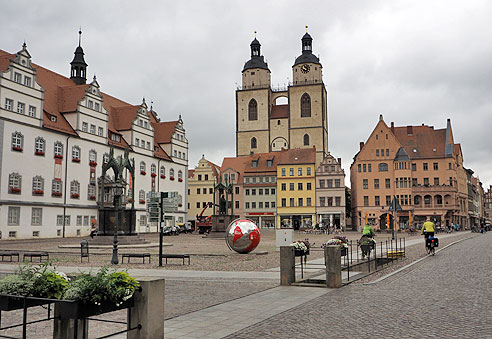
{"left": 225, "top": 219, "right": 261, "bottom": 254}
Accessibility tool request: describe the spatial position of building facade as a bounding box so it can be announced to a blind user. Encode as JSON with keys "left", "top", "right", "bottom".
{"left": 484, "top": 185, "right": 492, "bottom": 222}
{"left": 0, "top": 40, "right": 187, "bottom": 239}
{"left": 315, "top": 153, "right": 346, "bottom": 230}
{"left": 351, "top": 116, "right": 468, "bottom": 231}
{"left": 236, "top": 31, "right": 328, "bottom": 166}
{"left": 276, "top": 148, "right": 316, "bottom": 229}
{"left": 187, "top": 155, "right": 220, "bottom": 225}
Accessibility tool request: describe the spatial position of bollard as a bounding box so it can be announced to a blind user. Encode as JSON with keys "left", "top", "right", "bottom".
{"left": 325, "top": 246, "right": 342, "bottom": 288}
{"left": 128, "top": 277, "right": 165, "bottom": 339}
{"left": 53, "top": 314, "right": 88, "bottom": 339}
{"left": 280, "top": 246, "right": 295, "bottom": 285}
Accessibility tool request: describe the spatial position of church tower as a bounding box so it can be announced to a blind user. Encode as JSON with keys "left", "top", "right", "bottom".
{"left": 288, "top": 28, "right": 328, "bottom": 165}
{"left": 70, "top": 30, "right": 88, "bottom": 85}
{"left": 236, "top": 33, "right": 271, "bottom": 156}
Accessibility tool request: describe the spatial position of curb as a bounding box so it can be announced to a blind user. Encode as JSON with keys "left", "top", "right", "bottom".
{"left": 363, "top": 235, "right": 476, "bottom": 285}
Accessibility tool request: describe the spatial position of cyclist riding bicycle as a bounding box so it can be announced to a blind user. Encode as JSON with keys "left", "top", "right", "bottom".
{"left": 421, "top": 217, "right": 435, "bottom": 239}
{"left": 362, "top": 223, "right": 375, "bottom": 238}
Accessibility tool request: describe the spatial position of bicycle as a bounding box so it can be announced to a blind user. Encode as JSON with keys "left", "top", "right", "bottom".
{"left": 425, "top": 236, "right": 438, "bottom": 256}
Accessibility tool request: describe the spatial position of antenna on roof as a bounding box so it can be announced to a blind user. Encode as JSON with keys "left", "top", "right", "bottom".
{"left": 254, "top": 30, "right": 257, "bottom": 38}
{"left": 306, "top": 25, "right": 308, "bottom": 33}
{"left": 78, "top": 27, "right": 82, "bottom": 47}
{"left": 150, "top": 100, "right": 153, "bottom": 111}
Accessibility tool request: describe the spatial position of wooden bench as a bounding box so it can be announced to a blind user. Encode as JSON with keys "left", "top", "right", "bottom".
{"left": 23, "top": 252, "right": 49, "bottom": 262}
{"left": 0, "top": 251, "right": 19, "bottom": 262}
{"left": 121, "top": 253, "right": 151, "bottom": 264}
{"left": 161, "top": 254, "right": 190, "bottom": 265}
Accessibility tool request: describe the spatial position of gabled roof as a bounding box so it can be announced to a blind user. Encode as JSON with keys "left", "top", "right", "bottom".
{"left": 277, "top": 147, "right": 316, "bottom": 165}
{"left": 393, "top": 125, "right": 448, "bottom": 159}
{"left": 152, "top": 121, "right": 178, "bottom": 144}
{"left": 188, "top": 169, "right": 195, "bottom": 178}
{"left": 394, "top": 147, "right": 410, "bottom": 161}
{"left": 207, "top": 160, "right": 221, "bottom": 177}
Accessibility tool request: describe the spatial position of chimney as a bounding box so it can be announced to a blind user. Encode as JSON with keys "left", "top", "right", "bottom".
{"left": 390, "top": 122, "right": 394, "bottom": 133}
{"left": 337, "top": 157, "right": 341, "bottom": 164}
{"left": 359, "top": 142, "right": 364, "bottom": 151}
{"left": 407, "top": 125, "right": 413, "bottom": 135}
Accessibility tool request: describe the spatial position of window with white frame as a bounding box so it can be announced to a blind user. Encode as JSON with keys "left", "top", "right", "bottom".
{"left": 76, "top": 215, "right": 82, "bottom": 226}
{"left": 140, "top": 161, "right": 146, "bottom": 173}
{"left": 11, "top": 132, "right": 23, "bottom": 151}
{"left": 32, "top": 176, "right": 44, "bottom": 193}
{"left": 28, "top": 105, "right": 36, "bottom": 117}
{"left": 160, "top": 166, "right": 165, "bottom": 176}
{"left": 56, "top": 215, "right": 63, "bottom": 226}
{"left": 70, "top": 181, "right": 80, "bottom": 198}
{"left": 88, "top": 100, "right": 93, "bottom": 109}
{"left": 146, "top": 141, "right": 150, "bottom": 150}
{"left": 90, "top": 124, "right": 96, "bottom": 134}
{"left": 174, "top": 150, "right": 177, "bottom": 157}
{"left": 9, "top": 173, "right": 21, "bottom": 193}
{"left": 34, "top": 137, "right": 45, "bottom": 155}
{"left": 89, "top": 150, "right": 97, "bottom": 163}
{"left": 87, "top": 184, "right": 96, "bottom": 198}
{"left": 94, "top": 102, "right": 100, "bottom": 111}
{"left": 82, "top": 122, "right": 88, "bottom": 132}
{"left": 31, "top": 208, "right": 42, "bottom": 226}
{"left": 150, "top": 164, "right": 156, "bottom": 175}
{"left": 140, "top": 215, "right": 147, "bottom": 226}
{"left": 52, "top": 180, "right": 62, "bottom": 195}
{"left": 5, "top": 98, "right": 13, "bottom": 110}
{"left": 65, "top": 216, "right": 71, "bottom": 226}
{"left": 98, "top": 127, "right": 103, "bottom": 136}
{"left": 83, "top": 216, "right": 89, "bottom": 226}
{"left": 8, "top": 207, "right": 20, "bottom": 226}
{"left": 140, "top": 140, "right": 145, "bottom": 148}
{"left": 14, "top": 72, "right": 22, "bottom": 83}
{"left": 170, "top": 168, "right": 175, "bottom": 178}
{"left": 103, "top": 153, "right": 109, "bottom": 164}
{"left": 139, "top": 190, "right": 145, "bottom": 201}
{"left": 135, "top": 138, "right": 139, "bottom": 146}
{"left": 178, "top": 170, "right": 183, "bottom": 180}
{"left": 54, "top": 141, "right": 63, "bottom": 157}
{"left": 17, "top": 102, "right": 25, "bottom": 114}
{"left": 72, "top": 146, "right": 81, "bottom": 161}
{"left": 24, "top": 76, "right": 31, "bottom": 87}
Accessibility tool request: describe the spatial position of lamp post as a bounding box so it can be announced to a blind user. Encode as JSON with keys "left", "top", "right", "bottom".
{"left": 111, "top": 184, "right": 123, "bottom": 265}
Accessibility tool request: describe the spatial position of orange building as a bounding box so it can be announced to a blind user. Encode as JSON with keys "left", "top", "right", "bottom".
{"left": 351, "top": 116, "right": 468, "bottom": 231}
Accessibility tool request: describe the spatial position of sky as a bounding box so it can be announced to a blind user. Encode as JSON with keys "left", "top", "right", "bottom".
{"left": 1, "top": 0, "right": 491, "bottom": 188}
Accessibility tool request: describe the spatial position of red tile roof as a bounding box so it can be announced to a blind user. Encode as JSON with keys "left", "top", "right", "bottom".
{"left": 188, "top": 169, "right": 195, "bottom": 178}
{"left": 393, "top": 125, "right": 447, "bottom": 159}
{"left": 270, "top": 104, "right": 289, "bottom": 119}
{"left": 277, "top": 147, "right": 316, "bottom": 165}
{"left": 0, "top": 48, "right": 179, "bottom": 154}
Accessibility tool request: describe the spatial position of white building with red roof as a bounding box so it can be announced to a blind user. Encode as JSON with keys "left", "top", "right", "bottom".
{"left": 0, "top": 39, "right": 188, "bottom": 239}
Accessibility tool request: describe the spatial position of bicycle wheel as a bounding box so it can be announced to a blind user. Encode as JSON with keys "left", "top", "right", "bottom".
{"left": 431, "top": 246, "right": 435, "bottom": 256}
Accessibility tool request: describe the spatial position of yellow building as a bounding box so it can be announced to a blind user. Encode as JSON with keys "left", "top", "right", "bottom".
{"left": 276, "top": 148, "right": 316, "bottom": 229}
{"left": 187, "top": 155, "right": 220, "bottom": 225}
{"left": 236, "top": 30, "right": 328, "bottom": 166}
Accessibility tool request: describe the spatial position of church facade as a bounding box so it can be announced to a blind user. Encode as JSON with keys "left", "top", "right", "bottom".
{"left": 0, "top": 34, "right": 188, "bottom": 239}
{"left": 236, "top": 31, "right": 329, "bottom": 166}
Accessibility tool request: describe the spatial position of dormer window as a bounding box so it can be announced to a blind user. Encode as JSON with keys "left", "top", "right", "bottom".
{"left": 252, "top": 160, "right": 258, "bottom": 168}
{"left": 267, "top": 160, "right": 273, "bottom": 167}
{"left": 110, "top": 133, "right": 121, "bottom": 142}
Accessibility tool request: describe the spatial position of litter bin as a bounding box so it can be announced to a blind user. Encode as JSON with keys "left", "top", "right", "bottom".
{"left": 80, "top": 240, "right": 89, "bottom": 262}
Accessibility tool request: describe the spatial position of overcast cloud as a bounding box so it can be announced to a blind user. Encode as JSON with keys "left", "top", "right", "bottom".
{"left": 1, "top": 0, "right": 491, "bottom": 188}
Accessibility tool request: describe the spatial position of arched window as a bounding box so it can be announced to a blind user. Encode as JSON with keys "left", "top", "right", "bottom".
{"left": 150, "top": 164, "right": 156, "bottom": 175}
{"left": 170, "top": 168, "right": 175, "bottom": 179}
{"left": 72, "top": 146, "right": 81, "bottom": 161}
{"left": 103, "top": 153, "right": 109, "bottom": 164}
{"left": 140, "top": 161, "right": 146, "bottom": 173}
{"left": 160, "top": 166, "right": 165, "bottom": 177}
{"left": 251, "top": 137, "right": 257, "bottom": 149}
{"left": 301, "top": 93, "right": 311, "bottom": 117}
{"left": 70, "top": 180, "right": 80, "bottom": 198}
{"left": 34, "top": 137, "right": 45, "bottom": 155}
{"left": 178, "top": 170, "right": 183, "bottom": 180}
{"left": 248, "top": 99, "right": 258, "bottom": 121}
{"left": 378, "top": 163, "right": 388, "bottom": 172}
{"left": 303, "top": 134, "right": 309, "bottom": 146}
{"left": 11, "top": 132, "right": 23, "bottom": 151}
{"left": 89, "top": 150, "right": 97, "bottom": 163}
{"left": 414, "top": 195, "right": 421, "bottom": 205}
{"left": 139, "top": 189, "right": 145, "bottom": 202}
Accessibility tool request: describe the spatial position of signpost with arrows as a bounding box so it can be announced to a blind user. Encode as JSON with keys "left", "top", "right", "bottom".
{"left": 388, "top": 196, "right": 402, "bottom": 240}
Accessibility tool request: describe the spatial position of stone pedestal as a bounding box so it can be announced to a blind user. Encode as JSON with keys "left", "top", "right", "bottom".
{"left": 207, "top": 214, "right": 237, "bottom": 238}
{"left": 128, "top": 277, "right": 165, "bottom": 339}
{"left": 280, "top": 246, "right": 295, "bottom": 285}
{"left": 325, "top": 246, "right": 342, "bottom": 288}
{"left": 276, "top": 228, "right": 293, "bottom": 251}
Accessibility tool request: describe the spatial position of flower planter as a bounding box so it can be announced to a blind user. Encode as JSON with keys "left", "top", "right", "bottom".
{"left": 52, "top": 192, "right": 62, "bottom": 197}
{"left": 72, "top": 158, "right": 81, "bottom": 163}
{"left": 140, "top": 171, "right": 146, "bottom": 175}
{"left": 54, "top": 154, "right": 63, "bottom": 159}
{"left": 9, "top": 187, "right": 21, "bottom": 194}
{"left": 88, "top": 195, "right": 96, "bottom": 200}
{"left": 170, "top": 177, "right": 175, "bottom": 181}
{"left": 178, "top": 178, "right": 183, "bottom": 182}
{"left": 33, "top": 190, "right": 44, "bottom": 195}
{"left": 139, "top": 199, "right": 145, "bottom": 204}
{"left": 89, "top": 161, "right": 97, "bottom": 167}
{"left": 71, "top": 193, "right": 80, "bottom": 199}
{"left": 12, "top": 147, "right": 23, "bottom": 152}
{"left": 341, "top": 247, "right": 347, "bottom": 257}
{"left": 35, "top": 151, "right": 45, "bottom": 156}
{"left": 0, "top": 294, "right": 51, "bottom": 311}
{"left": 160, "top": 175, "right": 166, "bottom": 179}
{"left": 56, "top": 297, "right": 134, "bottom": 319}
{"left": 151, "top": 173, "right": 157, "bottom": 178}
{"left": 294, "top": 249, "right": 309, "bottom": 257}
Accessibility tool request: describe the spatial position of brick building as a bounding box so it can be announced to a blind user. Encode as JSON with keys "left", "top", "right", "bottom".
{"left": 351, "top": 115, "right": 468, "bottom": 231}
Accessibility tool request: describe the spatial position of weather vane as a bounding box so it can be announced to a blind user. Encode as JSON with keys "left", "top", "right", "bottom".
{"left": 306, "top": 25, "right": 308, "bottom": 32}
{"left": 254, "top": 30, "right": 257, "bottom": 38}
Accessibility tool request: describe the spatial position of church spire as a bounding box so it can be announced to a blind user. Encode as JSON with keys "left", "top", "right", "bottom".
{"left": 70, "top": 29, "right": 88, "bottom": 85}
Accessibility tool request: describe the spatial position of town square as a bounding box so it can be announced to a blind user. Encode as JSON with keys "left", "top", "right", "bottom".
{"left": 0, "top": 1, "right": 491, "bottom": 338}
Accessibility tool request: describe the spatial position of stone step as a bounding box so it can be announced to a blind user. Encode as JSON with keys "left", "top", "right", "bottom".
{"left": 89, "top": 235, "right": 148, "bottom": 245}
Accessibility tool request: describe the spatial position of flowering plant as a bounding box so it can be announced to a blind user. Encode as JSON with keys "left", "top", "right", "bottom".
{"left": 12, "top": 146, "right": 23, "bottom": 152}
{"left": 139, "top": 199, "right": 145, "bottom": 204}
{"left": 140, "top": 170, "right": 146, "bottom": 175}
{"left": 88, "top": 195, "right": 96, "bottom": 200}
{"left": 160, "top": 175, "right": 166, "bottom": 179}
{"left": 178, "top": 178, "right": 183, "bottom": 182}
{"left": 0, "top": 262, "right": 69, "bottom": 299}
{"left": 151, "top": 173, "right": 157, "bottom": 177}
{"left": 170, "top": 177, "right": 175, "bottom": 181}
{"left": 34, "top": 151, "right": 45, "bottom": 156}
{"left": 72, "top": 158, "right": 81, "bottom": 163}
{"left": 54, "top": 154, "right": 63, "bottom": 159}
{"left": 71, "top": 193, "right": 80, "bottom": 199}
{"left": 89, "top": 161, "right": 97, "bottom": 167}
{"left": 9, "top": 187, "right": 21, "bottom": 193}
{"left": 359, "top": 237, "right": 376, "bottom": 246}
{"left": 290, "top": 238, "right": 311, "bottom": 254}
{"left": 322, "top": 238, "right": 348, "bottom": 249}
{"left": 33, "top": 189, "right": 44, "bottom": 195}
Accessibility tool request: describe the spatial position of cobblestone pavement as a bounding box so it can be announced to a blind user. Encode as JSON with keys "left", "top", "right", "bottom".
{"left": 226, "top": 233, "right": 492, "bottom": 338}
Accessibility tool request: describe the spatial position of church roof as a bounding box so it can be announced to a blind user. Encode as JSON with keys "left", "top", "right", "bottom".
{"left": 243, "top": 55, "right": 269, "bottom": 72}
{"left": 270, "top": 104, "right": 289, "bottom": 119}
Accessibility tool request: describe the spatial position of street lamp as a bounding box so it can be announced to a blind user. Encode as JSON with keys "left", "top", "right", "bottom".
{"left": 111, "top": 184, "right": 123, "bottom": 265}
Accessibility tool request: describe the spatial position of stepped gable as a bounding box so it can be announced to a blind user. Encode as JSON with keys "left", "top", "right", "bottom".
{"left": 392, "top": 125, "right": 447, "bottom": 159}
